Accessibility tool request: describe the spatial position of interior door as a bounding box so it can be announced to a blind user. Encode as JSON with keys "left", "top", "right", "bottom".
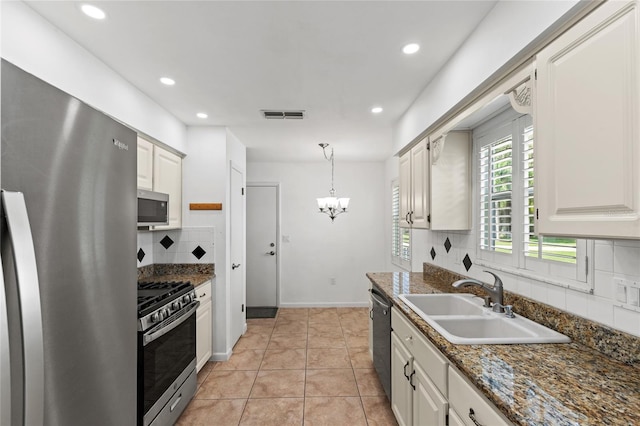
{"left": 246, "top": 185, "right": 278, "bottom": 307}
{"left": 230, "top": 164, "right": 245, "bottom": 345}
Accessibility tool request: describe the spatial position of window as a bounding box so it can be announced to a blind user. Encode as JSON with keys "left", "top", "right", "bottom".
{"left": 392, "top": 181, "right": 411, "bottom": 270}
{"left": 475, "top": 108, "right": 585, "bottom": 283}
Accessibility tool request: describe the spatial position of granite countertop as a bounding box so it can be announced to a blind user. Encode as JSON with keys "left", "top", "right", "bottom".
{"left": 367, "top": 270, "right": 640, "bottom": 426}
{"left": 138, "top": 263, "right": 214, "bottom": 288}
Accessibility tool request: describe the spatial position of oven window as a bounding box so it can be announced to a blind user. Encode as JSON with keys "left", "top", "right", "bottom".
{"left": 141, "top": 313, "right": 195, "bottom": 414}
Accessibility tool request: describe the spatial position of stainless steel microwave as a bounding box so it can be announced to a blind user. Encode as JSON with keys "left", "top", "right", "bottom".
{"left": 137, "top": 189, "right": 169, "bottom": 226}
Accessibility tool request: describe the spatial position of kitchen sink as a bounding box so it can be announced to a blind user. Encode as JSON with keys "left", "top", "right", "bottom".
{"left": 399, "top": 293, "right": 485, "bottom": 316}
{"left": 398, "top": 293, "right": 570, "bottom": 345}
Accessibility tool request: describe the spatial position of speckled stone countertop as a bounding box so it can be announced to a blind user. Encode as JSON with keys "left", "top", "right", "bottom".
{"left": 367, "top": 267, "right": 640, "bottom": 426}
{"left": 138, "top": 263, "right": 214, "bottom": 288}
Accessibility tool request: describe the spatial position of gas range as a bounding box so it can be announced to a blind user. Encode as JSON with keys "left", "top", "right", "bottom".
{"left": 137, "top": 281, "right": 197, "bottom": 332}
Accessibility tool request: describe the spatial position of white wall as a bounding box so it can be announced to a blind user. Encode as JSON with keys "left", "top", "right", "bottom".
{"left": 1, "top": 1, "right": 187, "bottom": 153}
{"left": 247, "top": 161, "right": 386, "bottom": 306}
{"left": 181, "top": 126, "right": 246, "bottom": 360}
{"left": 393, "top": 0, "right": 579, "bottom": 154}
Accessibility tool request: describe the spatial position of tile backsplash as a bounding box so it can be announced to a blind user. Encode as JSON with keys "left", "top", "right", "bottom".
{"left": 415, "top": 229, "right": 640, "bottom": 338}
{"left": 137, "top": 226, "right": 215, "bottom": 267}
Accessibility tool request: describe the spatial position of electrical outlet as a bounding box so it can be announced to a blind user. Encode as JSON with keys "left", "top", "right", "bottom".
{"left": 616, "top": 281, "right": 628, "bottom": 304}
{"left": 330, "top": 277, "right": 336, "bottom": 285}
{"left": 628, "top": 287, "right": 640, "bottom": 307}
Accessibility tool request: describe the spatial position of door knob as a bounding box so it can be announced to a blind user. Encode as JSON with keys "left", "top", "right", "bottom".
{"left": 266, "top": 251, "right": 276, "bottom": 256}
{"left": 232, "top": 263, "right": 241, "bottom": 270}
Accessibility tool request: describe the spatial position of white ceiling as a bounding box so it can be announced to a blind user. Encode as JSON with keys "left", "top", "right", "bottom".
{"left": 25, "top": 1, "right": 497, "bottom": 161}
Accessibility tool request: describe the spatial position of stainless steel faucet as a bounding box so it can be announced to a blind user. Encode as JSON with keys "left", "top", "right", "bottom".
{"left": 452, "top": 270, "right": 505, "bottom": 313}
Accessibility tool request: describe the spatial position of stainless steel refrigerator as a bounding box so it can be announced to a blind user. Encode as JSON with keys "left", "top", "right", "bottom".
{"left": 0, "top": 60, "right": 137, "bottom": 425}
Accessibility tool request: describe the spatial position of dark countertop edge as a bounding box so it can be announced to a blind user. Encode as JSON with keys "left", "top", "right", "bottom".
{"left": 139, "top": 273, "right": 214, "bottom": 288}
{"left": 366, "top": 271, "right": 640, "bottom": 426}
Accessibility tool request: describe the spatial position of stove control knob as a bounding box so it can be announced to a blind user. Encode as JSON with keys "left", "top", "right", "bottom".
{"left": 172, "top": 301, "right": 181, "bottom": 310}
{"left": 162, "top": 309, "right": 170, "bottom": 319}
{"left": 151, "top": 313, "right": 160, "bottom": 323}
{"left": 182, "top": 294, "right": 191, "bottom": 304}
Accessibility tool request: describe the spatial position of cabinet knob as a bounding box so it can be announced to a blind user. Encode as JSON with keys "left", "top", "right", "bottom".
{"left": 405, "top": 335, "right": 413, "bottom": 342}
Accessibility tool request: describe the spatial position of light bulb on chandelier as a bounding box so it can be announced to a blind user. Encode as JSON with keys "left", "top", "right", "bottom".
{"left": 316, "top": 143, "right": 350, "bottom": 222}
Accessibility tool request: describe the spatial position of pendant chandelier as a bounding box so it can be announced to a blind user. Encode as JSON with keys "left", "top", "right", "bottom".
{"left": 316, "top": 143, "right": 350, "bottom": 222}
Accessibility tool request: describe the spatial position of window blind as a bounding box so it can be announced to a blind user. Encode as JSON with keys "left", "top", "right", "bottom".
{"left": 480, "top": 135, "right": 513, "bottom": 254}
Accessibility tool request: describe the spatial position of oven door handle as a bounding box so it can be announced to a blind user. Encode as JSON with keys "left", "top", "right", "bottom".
{"left": 143, "top": 301, "right": 200, "bottom": 346}
{"left": 370, "top": 292, "right": 390, "bottom": 311}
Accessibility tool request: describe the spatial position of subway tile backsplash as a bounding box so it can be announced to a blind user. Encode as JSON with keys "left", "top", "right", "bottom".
{"left": 136, "top": 226, "right": 215, "bottom": 267}
{"left": 419, "top": 229, "right": 640, "bottom": 337}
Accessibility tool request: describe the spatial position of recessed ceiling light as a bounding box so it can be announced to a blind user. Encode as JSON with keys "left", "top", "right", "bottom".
{"left": 371, "top": 107, "right": 383, "bottom": 114}
{"left": 196, "top": 112, "right": 208, "bottom": 119}
{"left": 402, "top": 43, "right": 420, "bottom": 55}
{"left": 160, "top": 77, "right": 175, "bottom": 86}
{"left": 81, "top": 4, "right": 106, "bottom": 20}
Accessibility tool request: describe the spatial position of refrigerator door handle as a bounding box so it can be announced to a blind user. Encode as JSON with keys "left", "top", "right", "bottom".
{"left": 0, "top": 252, "right": 10, "bottom": 426}
{"left": 2, "top": 190, "right": 44, "bottom": 426}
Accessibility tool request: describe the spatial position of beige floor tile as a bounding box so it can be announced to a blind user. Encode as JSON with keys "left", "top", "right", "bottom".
{"left": 341, "top": 320, "right": 369, "bottom": 334}
{"left": 277, "top": 308, "right": 309, "bottom": 319}
{"left": 249, "top": 369, "right": 305, "bottom": 398}
{"left": 197, "top": 362, "right": 215, "bottom": 386}
{"left": 303, "top": 397, "right": 367, "bottom": 426}
{"left": 214, "top": 349, "right": 265, "bottom": 371}
{"left": 348, "top": 347, "right": 374, "bottom": 369}
{"left": 247, "top": 317, "right": 276, "bottom": 326}
{"left": 268, "top": 333, "right": 308, "bottom": 349}
{"left": 195, "top": 370, "right": 257, "bottom": 399}
{"left": 354, "top": 368, "right": 386, "bottom": 396}
{"left": 308, "top": 324, "right": 343, "bottom": 338}
{"left": 274, "top": 319, "right": 308, "bottom": 334}
{"left": 344, "top": 333, "right": 369, "bottom": 348}
{"left": 308, "top": 315, "right": 341, "bottom": 325}
{"left": 246, "top": 325, "right": 275, "bottom": 338}
{"left": 337, "top": 307, "right": 368, "bottom": 316}
{"left": 305, "top": 369, "right": 358, "bottom": 396}
{"left": 361, "top": 396, "right": 398, "bottom": 426}
{"left": 307, "top": 333, "right": 346, "bottom": 349}
{"left": 176, "top": 399, "right": 246, "bottom": 426}
{"left": 260, "top": 348, "right": 307, "bottom": 369}
{"left": 240, "top": 397, "right": 304, "bottom": 426}
{"left": 234, "top": 332, "right": 271, "bottom": 350}
{"left": 306, "top": 348, "right": 351, "bottom": 369}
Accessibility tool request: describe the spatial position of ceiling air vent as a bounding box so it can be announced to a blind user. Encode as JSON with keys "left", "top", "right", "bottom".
{"left": 261, "top": 110, "right": 305, "bottom": 120}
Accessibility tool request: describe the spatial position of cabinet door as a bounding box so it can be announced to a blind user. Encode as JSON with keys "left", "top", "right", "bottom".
{"left": 536, "top": 0, "right": 640, "bottom": 238}
{"left": 196, "top": 299, "right": 212, "bottom": 372}
{"left": 448, "top": 408, "right": 466, "bottom": 426}
{"left": 137, "top": 137, "right": 154, "bottom": 190}
{"left": 399, "top": 151, "right": 412, "bottom": 228}
{"left": 410, "top": 138, "right": 430, "bottom": 229}
{"left": 391, "top": 332, "right": 413, "bottom": 426}
{"left": 412, "top": 361, "right": 448, "bottom": 426}
{"left": 430, "top": 131, "right": 471, "bottom": 230}
{"left": 153, "top": 146, "right": 182, "bottom": 229}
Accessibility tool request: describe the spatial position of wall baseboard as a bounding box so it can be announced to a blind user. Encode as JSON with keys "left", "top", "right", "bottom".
{"left": 209, "top": 348, "right": 232, "bottom": 362}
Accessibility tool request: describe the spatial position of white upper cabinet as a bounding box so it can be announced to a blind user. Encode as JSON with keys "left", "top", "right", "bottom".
{"left": 137, "top": 136, "right": 154, "bottom": 191}
{"left": 137, "top": 136, "right": 183, "bottom": 230}
{"left": 400, "top": 137, "right": 430, "bottom": 228}
{"left": 153, "top": 146, "right": 182, "bottom": 230}
{"left": 536, "top": 0, "right": 640, "bottom": 238}
{"left": 430, "top": 131, "right": 471, "bottom": 230}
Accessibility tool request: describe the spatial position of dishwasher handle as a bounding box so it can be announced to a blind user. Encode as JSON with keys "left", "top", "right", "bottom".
{"left": 370, "top": 290, "right": 390, "bottom": 312}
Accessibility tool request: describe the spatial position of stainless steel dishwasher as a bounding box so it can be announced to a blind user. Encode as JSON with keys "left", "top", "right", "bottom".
{"left": 370, "top": 283, "right": 391, "bottom": 401}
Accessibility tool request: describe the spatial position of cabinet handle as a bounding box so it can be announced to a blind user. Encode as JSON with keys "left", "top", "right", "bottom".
{"left": 405, "top": 335, "right": 412, "bottom": 342}
{"left": 409, "top": 370, "right": 416, "bottom": 390}
{"left": 369, "top": 309, "right": 373, "bottom": 320}
{"left": 405, "top": 212, "right": 410, "bottom": 223}
{"left": 468, "top": 408, "right": 485, "bottom": 426}
{"left": 410, "top": 211, "right": 414, "bottom": 224}
{"left": 200, "top": 293, "right": 206, "bottom": 297}
{"left": 403, "top": 361, "right": 410, "bottom": 380}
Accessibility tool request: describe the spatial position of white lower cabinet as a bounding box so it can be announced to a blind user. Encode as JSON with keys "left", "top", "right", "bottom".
{"left": 195, "top": 281, "right": 212, "bottom": 372}
{"left": 390, "top": 307, "right": 512, "bottom": 426}
{"left": 391, "top": 308, "right": 448, "bottom": 426}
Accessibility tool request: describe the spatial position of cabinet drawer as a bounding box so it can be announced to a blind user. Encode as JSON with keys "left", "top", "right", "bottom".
{"left": 391, "top": 308, "right": 448, "bottom": 396}
{"left": 196, "top": 281, "right": 212, "bottom": 304}
{"left": 448, "top": 366, "right": 511, "bottom": 426}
